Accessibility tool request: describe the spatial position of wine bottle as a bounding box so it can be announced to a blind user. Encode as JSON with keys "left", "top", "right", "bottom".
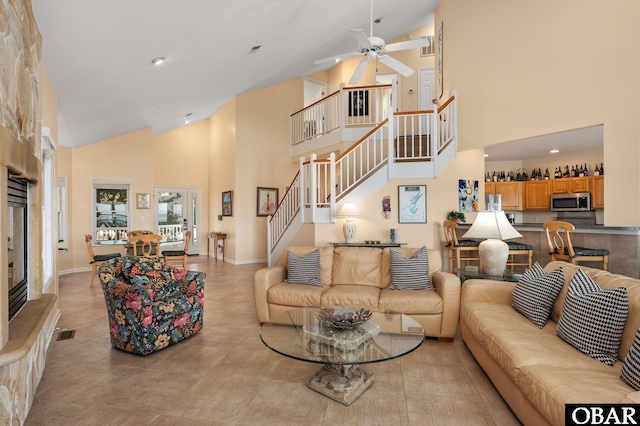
{"left": 544, "top": 168, "right": 550, "bottom": 180}
{"left": 579, "top": 165, "right": 584, "bottom": 177}
{"left": 600, "top": 163, "right": 604, "bottom": 175}
{"left": 594, "top": 164, "right": 600, "bottom": 176}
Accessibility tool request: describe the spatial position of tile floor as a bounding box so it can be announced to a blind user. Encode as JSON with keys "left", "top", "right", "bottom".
{"left": 26, "top": 257, "right": 521, "bottom": 425}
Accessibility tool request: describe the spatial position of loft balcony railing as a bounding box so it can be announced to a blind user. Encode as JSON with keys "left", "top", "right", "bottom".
{"left": 290, "top": 84, "right": 393, "bottom": 146}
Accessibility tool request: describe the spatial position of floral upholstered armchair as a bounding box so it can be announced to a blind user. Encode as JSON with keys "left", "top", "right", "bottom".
{"left": 98, "top": 256, "right": 205, "bottom": 355}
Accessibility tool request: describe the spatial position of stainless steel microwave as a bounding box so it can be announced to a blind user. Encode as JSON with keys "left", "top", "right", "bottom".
{"left": 550, "top": 193, "right": 591, "bottom": 211}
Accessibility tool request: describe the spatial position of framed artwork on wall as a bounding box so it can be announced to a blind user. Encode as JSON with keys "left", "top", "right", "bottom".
{"left": 136, "top": 193, "right": 150, "bottom": 209}
{"left": 222, "top": 191, "right": 233, "bottom": 216}
{"left": 348, "top": 90, "right": 369, "bottom": 116}
{"left": 437, "top": 21, "right": 444, "bottom": 98}
{"left": 398, "top": 185, "right": 427, "bottom": 223}
{"left": 257, "top": 187, "right": 278, "bottom": 216}
{"left": 458, "top": 179, "right": 479, "bottom": 212}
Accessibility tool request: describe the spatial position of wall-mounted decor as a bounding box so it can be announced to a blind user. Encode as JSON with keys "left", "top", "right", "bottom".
{"left": 222, "top": 191, "right": 233, "bottom": 216}
{"left": 136, "top": 193, "right": 150, "bottom": 209}
{"left": 398, "top": 185, "right": 426, "bottom": 223}
{"left": 437, "top": 21, "right": 444, "bottom": 98}
{"left": 348, "top": 90, "right": 369, "bottom": 116}
{"left": 458, "top": 179, "right": 479, "bottom": 212}
{"left": 257, "top": 187, "right": 278, "bottom": 216}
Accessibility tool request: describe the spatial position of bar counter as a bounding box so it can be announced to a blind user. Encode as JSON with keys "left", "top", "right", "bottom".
{"left": 456, "top": 223, "right": 640, "bottom": 278}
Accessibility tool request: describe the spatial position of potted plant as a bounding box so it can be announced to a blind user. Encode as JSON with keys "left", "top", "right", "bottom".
{"left": 447, "top": 210, "right": 466, "bottom": 224}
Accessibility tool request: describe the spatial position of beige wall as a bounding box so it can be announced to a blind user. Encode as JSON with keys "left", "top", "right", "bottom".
{"left": 208, "top": 97, "right": 237, "bottom": 261}
{"left": 234, "top": 80, "right": 302, "bottom": 263}
{"left": 436, "top": 0, "right": 640, "bottom": 226}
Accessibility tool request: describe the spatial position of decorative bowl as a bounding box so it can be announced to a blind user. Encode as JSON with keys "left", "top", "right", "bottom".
{"left": 316, "top": 307, "right": 373, "bottom": 330}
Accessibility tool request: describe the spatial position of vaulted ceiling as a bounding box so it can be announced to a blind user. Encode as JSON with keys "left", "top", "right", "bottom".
{"left": 32, "top": 0, "right": 439, "bottom": 148}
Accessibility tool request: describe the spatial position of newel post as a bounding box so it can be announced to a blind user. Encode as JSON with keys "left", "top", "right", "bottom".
{"left": 329, "top": 152, "right": 336, "bottom": 222}
{"left": 309, "top": 153, "right": 317, "bottom": 223}
{"left": 387, "top": 106, "right": 395, "bottom": 180}
{"left": 299, "top": 156, "right": 306, "bottom": 223}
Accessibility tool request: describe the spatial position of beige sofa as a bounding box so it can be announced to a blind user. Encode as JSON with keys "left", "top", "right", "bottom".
{"left": 254, "top": 246, "right": 461, "bottom": 341}
{"left": 461, "top": 261, "right": 640, "bottom": 426}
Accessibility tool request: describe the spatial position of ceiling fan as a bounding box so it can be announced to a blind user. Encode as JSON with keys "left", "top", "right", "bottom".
{"left": 313, "top": 0, "right": 430, "bottom": 85}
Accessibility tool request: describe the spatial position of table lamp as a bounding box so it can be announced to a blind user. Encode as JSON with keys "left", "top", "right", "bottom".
{"left": 461, "top": 211, "right": 522, "bottom": 276}
{"left": 337, "top": 202, "right": 361, "bottom": 243}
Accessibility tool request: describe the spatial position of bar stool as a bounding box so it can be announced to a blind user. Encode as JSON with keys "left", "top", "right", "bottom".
{"left": 505, "top": 241, "right": 533, "bottom": 271}
{"left": 543, "top": 221, "right": 609, "bottom": 270}
{"left": 443, "top": 220, "right": 481, "bottom": 273}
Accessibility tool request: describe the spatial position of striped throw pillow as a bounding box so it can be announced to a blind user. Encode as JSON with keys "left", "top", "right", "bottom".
{"left": 621, "top": 327, "right": 640, "bottom": 390}
{"left": 286, "top": 249, "right": 322, "bottom": 287}
{"left": 389, "top": 246, "right": 434, "bottom": 290}
{"left": 512, "top": 265, "right": 564, "bottom": 328}
{"left": 557, "top": 269, "right": 628, "bottom": 366}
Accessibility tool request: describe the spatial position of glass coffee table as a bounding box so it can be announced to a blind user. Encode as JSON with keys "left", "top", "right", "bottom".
{"left": 259, "top": 307, "right": 425, "bottom": 406}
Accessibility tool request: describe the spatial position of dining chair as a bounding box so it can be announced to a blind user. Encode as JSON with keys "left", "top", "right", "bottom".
{"left": 443, "top": 220, "right": 481, "bottom": 274}
{"left": 543, "top": 221, "right": 609, "bottom": 270}
{"left": 85, "top": 234, "right": 120, "bottom": 287}
{"left": 129, "top": 233, "right": 163, "bottom": 258}
{"left": 162, "top": 231, "right": 191, "bottom": 269}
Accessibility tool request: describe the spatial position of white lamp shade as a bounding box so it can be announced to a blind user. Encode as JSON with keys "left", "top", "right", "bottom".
{"left": 461, "top": 211, "right": 522, "bottom": 240}
{"left": 462, "top": 211, "right": 522, "bottom": 276}
{"left": 337, "top": 202, "right": 361, "bottom": 218}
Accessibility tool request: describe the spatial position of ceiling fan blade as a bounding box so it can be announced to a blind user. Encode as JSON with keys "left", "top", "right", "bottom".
{"left": 378, "top": 55, "right": 414, "bottom": 77}
{"left": 314, "top": 52, "right": 359, "bottom": 65}
{"left": 349, "top": 29, "right": 372, "bottom": 49}
{"left": 349, "top": 58, "right": 370, "bottom": 85}
{"left": 385, "top": 38, "right": 429, "bottom": 52}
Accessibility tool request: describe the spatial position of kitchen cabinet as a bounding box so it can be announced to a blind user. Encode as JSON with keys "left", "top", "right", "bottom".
{"left": 485, "top": 182, "right": 495, "bottom": 194}
{"left": 525, "top": 180, "right": 551, "bottom": 210}
{"left": 591, "top": 175, "right": 604, "bottom": 209}
{"left": 485, "top": 182, "right": 524, "bottom": 210}
{"left": 551, "top": 177, "right": 590, "bottom": 194}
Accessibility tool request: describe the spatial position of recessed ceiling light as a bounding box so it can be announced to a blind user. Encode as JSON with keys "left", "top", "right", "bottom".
{"left": 550, "top": 149, "right": 559, "bottom": 153}
{"left": 484, "top": 154, "right": 488, "bottom": 157}
{"left": 151, "top": 57, "right": 165, "bottom": 65}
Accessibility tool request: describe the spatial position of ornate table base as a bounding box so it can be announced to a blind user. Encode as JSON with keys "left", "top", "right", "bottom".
{"left": 307, "top": 364, "right": 375, "bottom": 406}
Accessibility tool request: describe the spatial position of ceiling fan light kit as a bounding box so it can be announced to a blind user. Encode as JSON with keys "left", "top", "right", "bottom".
{"left": 314, "top": 0, "right": 430, "bottom": 85}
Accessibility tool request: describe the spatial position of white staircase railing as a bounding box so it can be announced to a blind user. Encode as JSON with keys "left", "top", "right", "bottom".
{"left": 290, "top": 84, "right": 393, "bottom": 146}
{"left": 269, "top": 93, "right": 457, "bottom": 264}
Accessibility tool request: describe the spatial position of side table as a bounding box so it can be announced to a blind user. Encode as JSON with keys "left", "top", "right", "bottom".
{"left": 208, "top": 232, "right": 227, "bottom": 262}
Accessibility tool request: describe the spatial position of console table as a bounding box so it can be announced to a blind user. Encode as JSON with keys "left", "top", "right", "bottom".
{"left": 208, "top": 232, "right": 227, "bottom": 262}
{"left": 329, "top": 242, "right": 407, "bottom": 248}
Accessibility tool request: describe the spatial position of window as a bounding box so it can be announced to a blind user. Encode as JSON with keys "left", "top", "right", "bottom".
{"left": 421, "top": 35, "right": 434, "bottom": 57}
{"left": 92, "top": 179, "right": 132, "bottom": 244}
{"left": 57, "top": 176, "right": 68, "bottom": 249}
{"left": 42, "top": 133, "right": 56, "bottom": 290}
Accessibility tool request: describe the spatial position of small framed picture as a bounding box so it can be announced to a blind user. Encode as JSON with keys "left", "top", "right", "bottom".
{"left": 257, "top": 187, "right": 278, "bottom": 216}
{"left": 398, "top": 185, "right": 427, "bottom": 223}
{"left": 348, "top": 90, "right": 369, "bottom": 116}
{"left": 222, "top": 191, "right": 233, "bottom": 216}
{"left": 136, "top": 193, "right": 150, "bottom": 209}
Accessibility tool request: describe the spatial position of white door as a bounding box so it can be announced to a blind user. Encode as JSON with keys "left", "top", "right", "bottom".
{"left": 418, "top": 68, "right": 435, "bottom": 111}
{"left": 375, "top": 72, "right": 400, "bottom": 119}
{"left": 154, "top": 187, "right": 201, "bottom": 255}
